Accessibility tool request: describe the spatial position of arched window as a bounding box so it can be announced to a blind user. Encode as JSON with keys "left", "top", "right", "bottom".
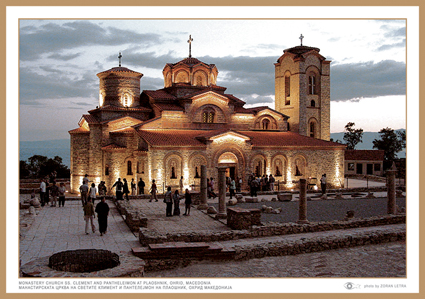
{"left": 196, "top": 76, "right": 203, "bottom": 86}
{"left": 310, "top": 122, "right": 315, "bottom": 138}
{"left": 262, "top": 119, "right": 270, "bottom": 130}
{"left": 285, "top": 75, "right": 291, "bottom": 105}
{"left": 202, "top": 110, "right": 215, "bottom": 123}
{"left": 311, "top": 100, "right": 316, "bottom": 107}
{"left": 127, "top": 161, "right": 133, "bottom": 175}
{"left": 309, "top": 75, "right": 316, "bottom": 95}
{"left": 171, "top": 166, "right": 177, "bottom": 179}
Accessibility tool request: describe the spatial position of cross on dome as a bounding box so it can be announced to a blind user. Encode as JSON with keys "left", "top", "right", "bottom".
{"left": 299, "top": 34, "right": 304, "bottom": 46}
{"left": 187, "top": 35, "right": 193, "bottom": 58}
{"left": 118, "top": 52, "right": 122, "bottom": 67}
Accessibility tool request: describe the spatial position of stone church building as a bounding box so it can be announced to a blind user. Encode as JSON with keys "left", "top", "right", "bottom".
{"left": 69, "top": 40, "right": 346, "bottom": 193}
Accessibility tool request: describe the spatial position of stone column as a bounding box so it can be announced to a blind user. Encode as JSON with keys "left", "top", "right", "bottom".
{"left": 297, "top": 179, "right": 309, "bottom": 224}
{"left": 386, "top": 162, "right": 397, "bottom": 214}
{"left": 216, "top": 166, "right": 227, "bottom": 219}
{"left": 197, "top": 165, "right": 208, "bottom": 210}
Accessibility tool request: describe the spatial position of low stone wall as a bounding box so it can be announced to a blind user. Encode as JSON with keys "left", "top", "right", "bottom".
{"left": 138, "top": 214, "right": 405, "bottom": 246}
{"left": 114, "top": 200, "right": 148, "bottom": 232}
{"left": 233, "top": 226, "right": 405, "bottom": 261}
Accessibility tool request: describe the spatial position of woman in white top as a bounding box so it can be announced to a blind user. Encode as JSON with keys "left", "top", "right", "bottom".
{"left": 89, "top": 183, "right": 97, "bottom": 205}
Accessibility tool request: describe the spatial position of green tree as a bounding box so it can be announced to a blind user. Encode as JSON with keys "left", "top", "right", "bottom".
{"left": 343, "top": 122, "right": 364, "bottom": 150}
{"left": 372, "top": 127, "right": 404, "bottom": 162}
{"left": 20, "top": 160, "right": 30, "bottom": 179}
{"left": 24, "top": 155, "right": 70, "bottom": 178}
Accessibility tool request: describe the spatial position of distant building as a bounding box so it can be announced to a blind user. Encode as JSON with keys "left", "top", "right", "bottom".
{"left": 69, "top": 39, "right": 345, "bottom": 193}
{"left": 344, "top": 150, "right": 385, "bottom": 176}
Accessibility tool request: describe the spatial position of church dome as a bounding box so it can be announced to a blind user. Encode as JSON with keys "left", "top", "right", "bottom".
{"left": 96, "top": 66, "right": 143, "bottom": 108}
{"left": 163, "top": 57, "right": 218, "bottom": 88}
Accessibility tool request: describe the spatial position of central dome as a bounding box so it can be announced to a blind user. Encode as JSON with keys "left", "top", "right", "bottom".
{"left": 163, "top": 57, "right": 218, "bottom": 88}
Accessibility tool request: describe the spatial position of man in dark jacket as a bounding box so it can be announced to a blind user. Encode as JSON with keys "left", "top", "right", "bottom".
{"left": 95, "top": 197, "right": 110, "bottom": 236}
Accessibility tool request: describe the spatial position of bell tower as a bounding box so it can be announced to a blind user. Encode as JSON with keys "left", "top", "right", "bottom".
{"left": 275, "top": 36, "right": 331, "bottom": 140}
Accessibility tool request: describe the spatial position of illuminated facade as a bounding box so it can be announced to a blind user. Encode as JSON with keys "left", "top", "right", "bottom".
{"left": 69, "top": 44, "right": 345, "bottom": 193}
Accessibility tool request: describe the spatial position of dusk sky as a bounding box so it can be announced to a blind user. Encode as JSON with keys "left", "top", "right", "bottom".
{"left": 18, "top": 15, "right": 407, "bottom": 142}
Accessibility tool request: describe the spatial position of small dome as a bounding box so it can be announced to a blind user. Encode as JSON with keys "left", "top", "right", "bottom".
{"left": 97, "top": 67, "right": 143, "bottom": 78}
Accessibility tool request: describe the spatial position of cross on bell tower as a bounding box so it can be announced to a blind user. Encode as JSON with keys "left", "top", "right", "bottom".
{"left": 118, "top": 52, "right": 122, "bottom": 67}
{"left": 187, "top": 35, "right": 193, "bottom": 58}
{"left": 299, "top": 34, "right": 304, "bottom": 46}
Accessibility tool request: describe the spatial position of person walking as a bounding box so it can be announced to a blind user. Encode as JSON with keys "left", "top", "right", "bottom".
{"left": 50, "top": 181, "right": 59, "bottom": 207}
{"left": 58, "top": 182, "right": 66, "bottom": 207}
{"left": 131, "top": 178, "right": 136, "bottom": 195}
{"left": 98, "top": 181, "right": 107, "bottom": 199}
{"left": 173, "top": 190, "right": 181, "bottom": 216}
{"left": 79, "top": 181, "right": 89, "bottom": 206}
{"left": 83, "top": 198, "right": 95, "bottom": 235}
{"left": 320, "top": 174, "right": 327, "bottom": 195}
{"left": 236, "top": 176, "right": 242, "bottom": 193}
{"left": 164, "top": 186, "right": 173, "bottom": 217}
{"left": 89, "top": 182, "right": 97, "bottom": 205}
{"left": 183, "top": 189, "right": 192, "bottom": 216}
{"left": 82, "top": 174, "right": 89, "bottom": 185}
{"left": 269, "top": 174, "right": 275, "bottom": 191}
{"left": 138, "top": 178, "right": 145, "bottom": 195}
{"left": 123, "top": 178, "right": 130, "bottom": 201}
{"left": 149, "top": 179, "right": 158, "bottom": 202}
{"left": 95, "top": 197, "right": 110, "bottom": 236}
{"left": 111, "top": 178, "right": 123, "bottom": 200}
{"left": 39, "top": 178, "right": 46, "bottom": 207}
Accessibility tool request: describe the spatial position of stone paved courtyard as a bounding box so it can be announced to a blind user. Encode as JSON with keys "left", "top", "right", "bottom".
{"left": 19, "top": 181, "right": 407, "bottom": 278}
{"left": 145, "top": 241, "right": 406, "bottom": 278}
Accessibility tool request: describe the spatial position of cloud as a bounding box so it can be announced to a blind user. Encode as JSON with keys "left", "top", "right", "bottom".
{"left": 48, "top": 53, "right": 82, "bottom": 61}
{"left": 331, "top": 60, "right": 406, "bottom": 101}
{"left": 19, "top": 67, "right": 98, "bottom": 105}
{"left": 376, "top": 39, "right": 406, "bottom": 51}
{"left": 20, "top": 21, "right": 163, "bottom": 61}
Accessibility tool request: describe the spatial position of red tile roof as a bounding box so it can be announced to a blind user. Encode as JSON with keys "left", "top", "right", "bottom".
{"left": 152, "top": 102, "right": 184, "bottom": 111}
{"left": 69, "top": 127, "right": 90, "bottom": 134}
{"left": 238, "top": 131, "right": 346, "bottom": 148}
{"left": 81, "top": 114, "right": 99, "bottom": 124}
{"left": 224, "top": 94, "right": 246, "bottom": 105}
{"left": 144, "top": 90, "right": 176, "bottom": 100}
{"left": 166, "top": 57, "right": 216, "bottom": 69}
{"left": 136, "top": 129, "right": 344, "bottom": 149}
{"left": 89, "top": 105, "right": 151, "bottom": 113}
{"left": 110, "top": 127, "right": 135, "bottom": 134}
{"left": 137, "top": 129, "right": 209, "bottom": 147}
{"left": 345, "top": 150, "right": 385, "bottom": 161}
{"left": 97, "top": 67, "right": 143, "bottom": 77}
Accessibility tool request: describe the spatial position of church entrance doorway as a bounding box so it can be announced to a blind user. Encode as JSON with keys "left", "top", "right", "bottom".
{"left": 218, "top": 152, "right": 238, "bottom": 179}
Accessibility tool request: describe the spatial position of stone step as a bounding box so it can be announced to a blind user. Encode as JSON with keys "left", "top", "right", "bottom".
{"left": 148, "top": 241, "right": 210, "bottom": 252}
{"left": 132, "top": 241, "right": 235, "bottom": 260}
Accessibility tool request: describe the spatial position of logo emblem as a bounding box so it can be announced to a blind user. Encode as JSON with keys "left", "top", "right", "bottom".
{"left": 344, "top": 282, "right": 361, "bottom": 290}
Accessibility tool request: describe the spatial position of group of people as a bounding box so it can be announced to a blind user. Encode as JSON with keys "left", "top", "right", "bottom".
{"left": 248, "top": 174, "right": 276, "bottom": 197}
{"left": 163, "top": 187, "right": 192, "bottom": 217}
{"left": 39, "top": 176, "right": 67, "bottom": 207}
